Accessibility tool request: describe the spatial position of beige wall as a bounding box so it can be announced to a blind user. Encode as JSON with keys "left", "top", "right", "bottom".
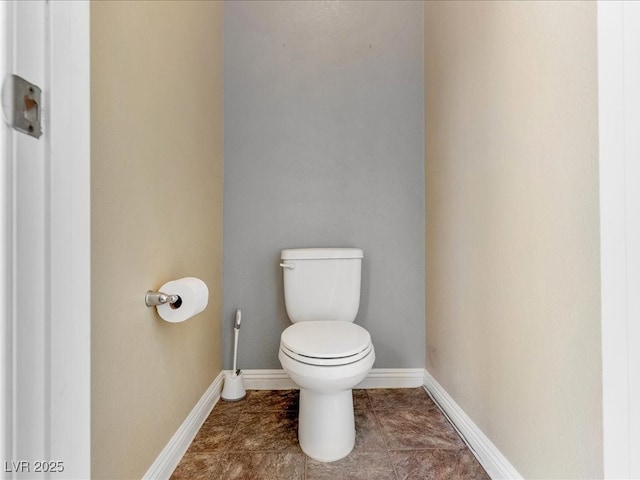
{"left": 91, "top": 2, "right": 223, "bottom": 478}
{"left": 424, "top": 1, "right": 602, "bottom": 478}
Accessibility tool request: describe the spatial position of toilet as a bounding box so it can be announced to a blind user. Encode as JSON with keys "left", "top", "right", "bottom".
{"left": 278, "top": 248, "right": 375, "bottom": 462}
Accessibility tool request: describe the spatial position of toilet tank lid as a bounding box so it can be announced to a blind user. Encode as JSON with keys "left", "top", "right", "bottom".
{"left": 281, "top": 248, "right": 363, "bottom": 260}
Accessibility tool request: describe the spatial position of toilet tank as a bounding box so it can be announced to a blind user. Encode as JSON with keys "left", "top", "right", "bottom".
{"left": 280, "top": 248, "right": 363, "bottom": 323}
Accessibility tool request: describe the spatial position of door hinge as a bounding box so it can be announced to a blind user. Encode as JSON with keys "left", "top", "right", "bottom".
{"left": 1, "top": 74, "right": 42, "bottom": 139}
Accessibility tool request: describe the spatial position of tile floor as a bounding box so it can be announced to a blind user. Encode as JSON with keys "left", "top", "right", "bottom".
{"left": 171, "top": 388, "right": 490, "bottom": 480}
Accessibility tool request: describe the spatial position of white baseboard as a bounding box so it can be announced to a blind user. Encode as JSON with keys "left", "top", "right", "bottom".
{"left": 233, "top": 368, "right": 425, "bottom": 390}
{"left": 238, "top": 369, "right": 296, "bottom": 389}
{"left": 423, "top": 369, "right": 522, "bottom": 480}
{"left": 357, "top": 368, "right": 425, "bottom": 388}
{"left": 142, "top": 371, "right": 224, "bottom": 480}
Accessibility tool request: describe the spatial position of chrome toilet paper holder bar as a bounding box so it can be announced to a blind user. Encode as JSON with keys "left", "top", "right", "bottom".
{"left": 145, "top": 290, "right": 180, "bottom": 307}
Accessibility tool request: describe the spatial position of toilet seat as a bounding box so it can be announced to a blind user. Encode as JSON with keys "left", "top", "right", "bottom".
{"left": 280, "top": 321, "right": 372, "bottom": 367}
{"left": 281, "top": 343, "right": 373, "bottom": 366}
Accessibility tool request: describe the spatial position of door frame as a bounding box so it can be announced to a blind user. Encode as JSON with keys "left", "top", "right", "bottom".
{"left": 47, "top": 2, "right": 91, "bottom": 476}
{"left": 1, "top": 1, "right": 90, "bottom": 477}
{"left": 598, "top": 1, "right": 640, "bottom": 478}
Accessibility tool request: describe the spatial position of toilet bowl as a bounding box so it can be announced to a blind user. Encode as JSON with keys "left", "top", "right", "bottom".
{"left": 279, "top": 321, "right": 375, "bottom": 462}
{"left": 278, "top": 248, "right": 375, "bottom": 462}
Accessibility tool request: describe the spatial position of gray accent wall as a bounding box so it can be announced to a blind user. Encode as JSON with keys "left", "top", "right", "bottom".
{"left": 223, "top": 1, "right": 425, "bottom": 369}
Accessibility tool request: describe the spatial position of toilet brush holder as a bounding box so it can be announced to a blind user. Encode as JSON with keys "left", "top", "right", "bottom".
{"left": 221, "top": 370, "right": 246, "bottom": 401}
{"left": 222, "top": 309, "right": 245, "bottom": 401}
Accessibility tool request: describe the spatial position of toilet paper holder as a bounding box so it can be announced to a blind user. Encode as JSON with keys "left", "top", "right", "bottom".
{"left": 145, "top": 290, "right": 180, "bottom": 308}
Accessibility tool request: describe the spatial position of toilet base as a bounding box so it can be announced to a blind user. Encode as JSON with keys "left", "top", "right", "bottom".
{"left": 298, "top": 388, "right": 355, "bottom": 462}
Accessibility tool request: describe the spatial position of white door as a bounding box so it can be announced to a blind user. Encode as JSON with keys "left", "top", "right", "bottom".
{"left": 1, "top": 1, "right": 90, "bottom": 478}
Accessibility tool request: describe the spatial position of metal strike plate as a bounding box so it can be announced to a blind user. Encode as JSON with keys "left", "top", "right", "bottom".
{"left": 1, "top": 74, "right": 42, "bottom": 139}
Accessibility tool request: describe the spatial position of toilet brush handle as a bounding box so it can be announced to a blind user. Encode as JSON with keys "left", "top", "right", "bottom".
{"left": 235, "top": 309, "right": 242, "bottom": 329}
{"left": 232, "top": 327, "right": 239, "bottom": 373}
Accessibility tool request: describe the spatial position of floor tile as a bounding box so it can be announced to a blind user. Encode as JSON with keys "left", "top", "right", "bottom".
{"left": 214, "top": 395, "right": 247, "bottom": 415}
{"left": 368, "top": 387, "right": 436, "bottom": 411}
{"left": 390, "top": 449, "right": 490, "bottom": 480}
{"left": 353, "top": 409, "right": 387, "bottom": 452}
{"left": 169, "top": 452, "right": 221, "bottom": 480}
{"left": 216, "top": 451, "right": 305, "bottom": 480}
{"left": 353, "top": 389, "right": 371, "bottom": 410}
{"left": 377, "top": 407, "right": 465, "bottom": 450}
{"left": 188, "top": 413, "right": 238, "bottom": 453}
{"left": 173, "top": 389, "right": 488, "bottom": 479}
{"left": 228, "top": 410, "right": 301, "bottom": 452}
{"left": 244, "top": 389, "right": 299, "bottom": 412}
{"left": 306, "top": 452, "right": 398, "bottom": 480}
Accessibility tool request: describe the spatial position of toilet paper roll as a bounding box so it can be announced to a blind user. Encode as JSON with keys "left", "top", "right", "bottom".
{"left": 156, "top": 277, "right": 209, "bottom": 323}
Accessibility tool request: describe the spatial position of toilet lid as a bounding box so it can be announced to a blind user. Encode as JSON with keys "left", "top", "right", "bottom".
{"left": 280, "top": 321, "right": 371, "bottom": 360}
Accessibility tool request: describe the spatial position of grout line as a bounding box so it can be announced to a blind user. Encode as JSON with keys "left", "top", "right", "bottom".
{"left": 365, "top": 389, "right": 402, "bottom": 480}
{"left": 218, "top": 392, "right": 249, "bottom": 453}
{"left": 303, "top": 451, "right": 307, "bottom": 480}
{"left": 209, "top": 452, "right": 224, "bottom": 480}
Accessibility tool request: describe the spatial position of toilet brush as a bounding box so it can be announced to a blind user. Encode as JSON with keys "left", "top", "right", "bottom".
{"left": 221, "top": 309, "right": 246, "bottom": 401}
